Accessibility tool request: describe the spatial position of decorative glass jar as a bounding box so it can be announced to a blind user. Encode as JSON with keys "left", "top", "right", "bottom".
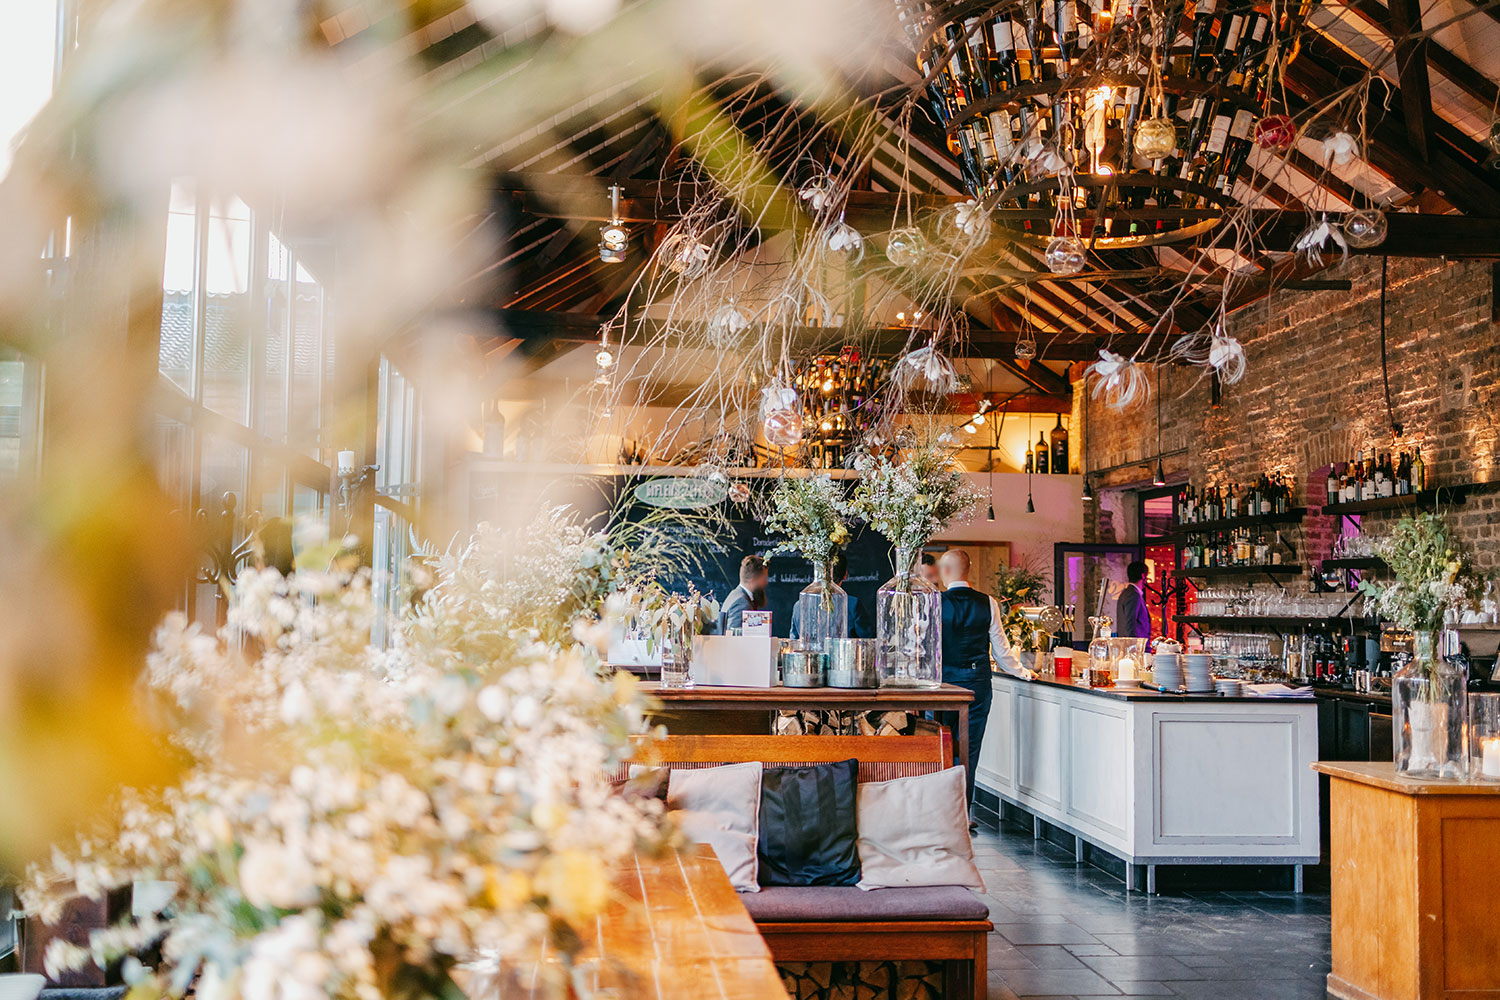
{"left": 1470, "top": 692, "right": 1500, "bottom": 781}
{"left": 659, "top": 616, "right": 697, "bottom": 690}
{"left": 876, "top": 546, "right": 942, "bottom": 688}
{"left": 1086, "top": 616, "right": 1114, "bottom": 687}
{"left": 794, "top": 559, "right": 848, "bottom": 654}
{"left": 1392, "top": 631, "right": 1467, "bottom": 778}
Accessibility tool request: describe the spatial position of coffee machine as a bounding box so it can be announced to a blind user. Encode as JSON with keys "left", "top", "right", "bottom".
{"left": 1455, "top": 624, "right": 1500, "bottom": 691}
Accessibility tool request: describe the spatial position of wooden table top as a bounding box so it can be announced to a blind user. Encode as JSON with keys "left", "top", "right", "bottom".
{"left": 640, "top": 682, "right": 975, "bottom": 704}
{"left": 1313, "top": 760, "right": 1500, "bottom": 795}
{"left": 457, "top": 845, "right": 787, "bottom": 999}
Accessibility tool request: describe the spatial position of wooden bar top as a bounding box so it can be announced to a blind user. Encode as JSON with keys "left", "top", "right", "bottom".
{"left": 457, "top": 845, "right": 787, "bottom": 999}
{"left": 1313, "top": 760, "right": 1500, "bottom": 795}
{"left": 641, "top": 682, "right": 975, "bottom": 704}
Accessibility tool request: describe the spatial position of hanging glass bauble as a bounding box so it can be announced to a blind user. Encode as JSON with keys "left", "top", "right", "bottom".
{"left": 1254, "top": 114, "right": 1296, "bottom": 151}
{"left": 1013, "top": 335, "right": 1037, "bottom": 361}
{"left": 1342, "top": 208, "right": 1388, "bottom": 248}
{"left": 823, "top": 221, "right": 865, "bottom": 264}
{"left": 1133, "top": 117, "right": 1177, "bottom": 159}
{"left": 799, "top": 179, "right": 833, "bottom": 212}
{"left": 1324, "top": 130, "right": 1359, "bottom": 166}
{"left": 1044, "top": 235, "right": 1087, "bottom": 275}
{"left": 760, "top": 385, "right": 803, "bottom": 448}
{"left": 885, "top": 226, "right": 928, "bottom": 267}
{"left": 946, "top": 199, "right": 992, "bottom": 240}
{"left": 707, "top": 301, "right": 750, "bottom": 346}
{"left": 1487, "top": 117, "right": 1500, "bottom": 154}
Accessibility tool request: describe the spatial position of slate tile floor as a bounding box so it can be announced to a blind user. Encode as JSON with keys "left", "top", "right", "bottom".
{"left": 971, "top": 825, "right": 1332, "bottom": 999}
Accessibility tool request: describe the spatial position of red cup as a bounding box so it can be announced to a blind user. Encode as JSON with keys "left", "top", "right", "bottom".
{"left": 1053, "top": 647, "right": 1072, "bottom": 680}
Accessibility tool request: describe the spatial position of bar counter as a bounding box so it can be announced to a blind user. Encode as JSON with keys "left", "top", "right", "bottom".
{"left": 977, "top": 672, "right": 1321, "bottom": 893}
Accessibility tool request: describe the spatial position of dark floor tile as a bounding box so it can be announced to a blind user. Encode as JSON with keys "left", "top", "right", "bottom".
{"left": 1063, "top": 944, "right": 1120, "bottom": 957}
{"left": 1077, "top": 955, "right": 1204, "bottom": 981}
{"left": 996, "top": 921, "right": 1103, "bottom": 945}
{"left": 1113, "top": 983, "right": 1176, "bottom": 997}
{"left": 993, "top": 967, "right": 1123, "bottom": 996}
{"left": 1015, "top": 945, "right": 1089, "bottom": 969}
{"left": 1165, "top": 979, "right": 1326, "bottom": 1000}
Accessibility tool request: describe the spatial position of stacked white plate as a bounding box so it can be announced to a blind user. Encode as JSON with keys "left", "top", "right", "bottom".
{"left": 1215, "top": 677, "right": 1246, "bottom": 697}
{"left": 1184, "top": 653, "right": 1215, "bottom": 693}
{"left": 1153, "top": 652, "right": 1182, "bottom": 691}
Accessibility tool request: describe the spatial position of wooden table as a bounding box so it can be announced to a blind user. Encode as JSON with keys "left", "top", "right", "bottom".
{"left": 457, "top": 845, "right": 787, "bottom": 999}
{"left": 641, "top": 682, "right": 977, "bottom": 769}
{"left": 1315, "top": 761, "right": 1500, "bottom": 1000}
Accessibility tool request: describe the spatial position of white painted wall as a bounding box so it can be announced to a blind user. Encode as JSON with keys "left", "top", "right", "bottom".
{"left": 932, "top": 472, "right": 1085, "bottom": 584}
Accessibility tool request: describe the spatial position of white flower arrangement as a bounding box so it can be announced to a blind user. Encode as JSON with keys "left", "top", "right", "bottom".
{"left": 763, "top": 475, "right": 852, "bottom": 567}
{"left": 849, "top": 446, "right": 981, "bottom": 561}
{"left": 21, "top": 513, "right": 675, "bottom": 1000}
{"left": 1360, "top": 512, "right": 1484, "bottom": 647}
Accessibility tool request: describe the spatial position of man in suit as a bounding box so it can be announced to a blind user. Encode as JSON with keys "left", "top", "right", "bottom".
{"left": 920, "top": 552, "right": 942, "bottom": 589}
{"left": 937, "top": 549, "right": 1030, "bottom": 810}
{"left": 1114, "top": 560, "right": 1152, "bottom": 639}
{"left": 790, "top": 552, "right": 874, "bottom": 641}
{"left": 720, "top": 554, "right": 769, "bottom": 632}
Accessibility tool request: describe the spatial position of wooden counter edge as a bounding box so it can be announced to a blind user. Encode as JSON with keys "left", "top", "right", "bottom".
{"left": 1313, "top": 760, "right": 1500, "bottom": 795}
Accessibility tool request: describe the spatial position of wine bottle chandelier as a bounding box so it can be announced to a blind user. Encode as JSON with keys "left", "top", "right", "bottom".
{"left": 900, "top": 0, "right": 1311, "bottom": 252}
{"left": 792, "top": 348, "right": 889, "bottom": 469}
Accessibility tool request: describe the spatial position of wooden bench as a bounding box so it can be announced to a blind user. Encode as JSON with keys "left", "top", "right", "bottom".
{"left": 630, "top": 733, "right": 992, "bottom": 1000}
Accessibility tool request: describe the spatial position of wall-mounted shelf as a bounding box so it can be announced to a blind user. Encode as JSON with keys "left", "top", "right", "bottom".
{"left": 1180, "top": 564, "right": 1303, "bottom": 580}
{"left": 1170, "top": 508, "right": 1308, "bottom": 537}
{"left": 1320, "top": 557, "right": 1389, "bottom": 572}
{"left": 1320, "top": 486, "right": 1475, "bottom": 516}
{"left": 1174, "top": 613, "right": 1359, "bottom": 631}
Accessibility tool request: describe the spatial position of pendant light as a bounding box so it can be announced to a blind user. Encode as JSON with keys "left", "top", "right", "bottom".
{"left": 1081, "top": 477, "right": 1094, "bottom": 502}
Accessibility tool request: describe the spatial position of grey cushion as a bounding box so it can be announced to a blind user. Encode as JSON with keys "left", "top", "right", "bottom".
{"left": 739, "top": 884, "right": 989, "bottom": 922}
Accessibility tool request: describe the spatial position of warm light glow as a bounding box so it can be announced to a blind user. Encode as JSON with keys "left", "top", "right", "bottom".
{"left": 820, "top": 419, "right": 833, "bottom": 431}
{"left": 970, "top": 412, "right": 986, "bottom": 426}
{"left": 1094, "top": 163, "right": 1114, "bottom": 176}
{"left": 821, "top": 379, "right": 835, "bottom": 392}
{"left": 595, "top": 348, "right": 614, "bottom": 368}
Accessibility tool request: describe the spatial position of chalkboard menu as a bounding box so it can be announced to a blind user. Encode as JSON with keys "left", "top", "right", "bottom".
{"left": 467, "top": 468, "right": 898, "bottom": 639}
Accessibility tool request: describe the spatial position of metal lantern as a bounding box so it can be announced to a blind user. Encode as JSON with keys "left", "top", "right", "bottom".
{"left": 1133, "top": 117, "right": 1177, "bottom": 159}
{"left": 1342, "top": 208, "right": 1388, "bottom": 249}
{"left": 1254, "top": 114, "right": 1297, "bottom": 151}
{"left": 1044, "top": 235, "right": 1087, "bottom": 275}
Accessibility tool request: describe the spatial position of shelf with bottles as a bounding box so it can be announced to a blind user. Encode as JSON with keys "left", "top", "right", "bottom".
{"left": 1170, "top": 508, "right": 1307, "bottom": 537}
{"left": 1174, "top": 613, "right": 1356, "bottom": 631}
{"left": 1021, "top": 414, "right": 1070, "bottom": 476}
{"left": 1319, "top": 485, "right": 1476, "bottom": 517}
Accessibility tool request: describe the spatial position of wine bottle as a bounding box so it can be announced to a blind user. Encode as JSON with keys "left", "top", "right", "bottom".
{"left": 990, "top": 10, "right": 1019, "bottom": 89}
{"left": 1050, "top": 414, "right": 1069, "bottom": 473}
{"left": 1188, "top": 0, "right": 1219, "bottom": 79}
{"left": 1412, "top": 446, "right": 1426, "bottom": 492}
{"left": 962, "top": 17, "right": 992, "bottom": 99}
{"left": 1035, "top": 432, "right": 1050, "bottom": 474}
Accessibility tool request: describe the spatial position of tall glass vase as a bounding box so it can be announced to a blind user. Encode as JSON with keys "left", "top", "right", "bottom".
{"left": 660, "top": 617, "right": 696, "bottom": 690}
{"left": 876, "top": 545, "right": 942, "bottom": 688}
{"left": 794, "top": 559, "right": 848, "bottom": 654}
{"left": 1392, "top": 631, "right": 1467, "bottom": 778}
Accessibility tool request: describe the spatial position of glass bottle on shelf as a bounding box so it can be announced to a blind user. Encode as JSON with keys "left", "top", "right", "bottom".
{"left": 1035, "top": 432, "right": 1050, "bottom": 474}
{"left": 876, "top": 546, "right": 943, "bottom": 688}
{"left": 795, "top": 558, "right": 849, "bottom": 655}
{"left": 1049, "top": 414, "right": 1069, "bottom": 475}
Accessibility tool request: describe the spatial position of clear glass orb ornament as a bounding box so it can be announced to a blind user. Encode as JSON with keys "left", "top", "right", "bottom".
{"left": 823, "top": 221, "right": 865, "bottom": 265}
{"left": 1133, "top": 117, "right": 1177, "bottom": 159}
{"left": 885, "top": 226, "right": 928, "bottom": 267}
{"left": 707, "top": 301, "right": 750, "bottom": 346}
{"left": 1044, "top": 235, "right": 1087, "bottom": 275}
{"left": 1324, "top": 130, "right": 1359, "bottom": 166}
{"left": 1013, "top": 335, "right": 1037, "bottom": 361}
{"left": 1342, "top": 207, "right": 1388, "bottom": 248}
{"left": 595, "top": 347, "right": 614, "bottom": 368}
{"left": 1487, "top": 117, "right": 1500, "bottom": 154}
{"left": 763, "top": 408, "right": 804, "bottom": 449}
{"left": 1254, "top": 114, "right": 1297, "bottom": 151}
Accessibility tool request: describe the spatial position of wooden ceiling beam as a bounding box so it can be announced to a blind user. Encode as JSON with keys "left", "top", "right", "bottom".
{"left": 1385, "top": 0, "right": 1438, "bottom": 163}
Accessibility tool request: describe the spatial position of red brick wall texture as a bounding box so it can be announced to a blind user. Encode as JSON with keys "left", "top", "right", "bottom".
{"left": 1079, "top": 256, "right": 1500, "bottom": 571}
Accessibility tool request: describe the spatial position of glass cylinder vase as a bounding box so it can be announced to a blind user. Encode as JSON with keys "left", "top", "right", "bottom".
{"left": 876, "top": 546, "right": 942, "bottom": 688}
{"left": 659, "top": 617, "right": 696, "bottom": 690}
{"left": 1470, "top": 692, "right": 1500, "bottom": 781}
{"left": 1392, "top": 631, "right": 1467, "bottom": 778}
{"left": 794, "top": 559, "right": 848, "bottom": 654}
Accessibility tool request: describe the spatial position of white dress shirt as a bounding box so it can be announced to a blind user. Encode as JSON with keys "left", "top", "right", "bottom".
{"left": 945, "top": 581, "right": 1034, "bottom": 679}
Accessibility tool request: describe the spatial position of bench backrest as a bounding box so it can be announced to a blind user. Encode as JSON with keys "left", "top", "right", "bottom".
{"left": 628, "top": 733, "right": 952, "bottom": 783}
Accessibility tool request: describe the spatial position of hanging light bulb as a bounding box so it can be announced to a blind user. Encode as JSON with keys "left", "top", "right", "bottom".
{"left": 598, "top": 184, "right": 627, "bottom": 263}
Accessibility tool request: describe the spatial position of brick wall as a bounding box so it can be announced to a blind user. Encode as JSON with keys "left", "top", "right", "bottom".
{"left": 1080, "top": 256, "right": 1500, "bottom": 571}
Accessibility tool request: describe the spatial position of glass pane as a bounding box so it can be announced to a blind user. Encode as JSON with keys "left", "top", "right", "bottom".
{"left": 1142, "top": 494, "right": 1175, "bottom": 538}
{"left": 289, "top": 263, "right": 324, "bottom": 456}
{"left": 376, "top": 356, "right": 421, "bottom": 501}
{"left": 151, "top": 414, "right": 193, "bottom": 511}
{"left": 196, "top": 433, "right": 248, "bottom": 627}
{"left": 255, "top": 457, "right": 286, "bottom": 520}
{"left": 260, "top": 231, "right": 291, "bottom": 442}
{"left": 202, "top": 195, "right": 252, "bottom": 423}
{"left": 0, "top": 351, "right": 43, "bottom": 480}
{"left": 159, "top": 180, "right": 198, "bottom": 395}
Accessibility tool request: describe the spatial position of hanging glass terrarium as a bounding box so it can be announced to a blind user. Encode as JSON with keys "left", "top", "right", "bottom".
{"left": 876, "top": 545, "right": 942, "bottom": 688}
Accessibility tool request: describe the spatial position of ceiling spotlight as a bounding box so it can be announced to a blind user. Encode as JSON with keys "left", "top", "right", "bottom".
{"left": 599, "top": 185, "right": 627, "bottom": 263}
{"left": 1153, "top": 457, "right": 1167, "bottom": 487}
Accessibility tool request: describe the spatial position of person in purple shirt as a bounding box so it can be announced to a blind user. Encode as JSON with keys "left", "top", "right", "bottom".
{"left": 1114, "top": 560, "right": 1153, "bottom": 639}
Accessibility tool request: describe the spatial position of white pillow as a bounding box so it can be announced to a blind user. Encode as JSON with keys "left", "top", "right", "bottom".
{"left": 855, "top": 766, "right": 984, "bottom": 891}
{"left": 667, "top": 761, "right": 763, "bottom": 892}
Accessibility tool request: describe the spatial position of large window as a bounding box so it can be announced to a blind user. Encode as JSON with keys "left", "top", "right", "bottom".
{"left": 156, "top": 182, "right": 334, "bottom": 624}
{"left": 372, "top": 356, "right": 423, "bottom": 644}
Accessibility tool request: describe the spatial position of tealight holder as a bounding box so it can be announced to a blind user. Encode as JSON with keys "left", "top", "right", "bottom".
{"left": 1470, "top": 692, "right": 1500, "bottom": 781}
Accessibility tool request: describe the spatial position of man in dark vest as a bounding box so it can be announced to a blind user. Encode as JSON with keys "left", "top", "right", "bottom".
{"left": 937, "top": 549, "right": 1031, "bottom": 810}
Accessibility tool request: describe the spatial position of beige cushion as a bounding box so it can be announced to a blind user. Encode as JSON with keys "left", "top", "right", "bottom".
{"left": 667, "top": 761, "right": 763, "bottom": 892}
{"left": 854, "top": 766, "right": 984, "bottom": 891}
